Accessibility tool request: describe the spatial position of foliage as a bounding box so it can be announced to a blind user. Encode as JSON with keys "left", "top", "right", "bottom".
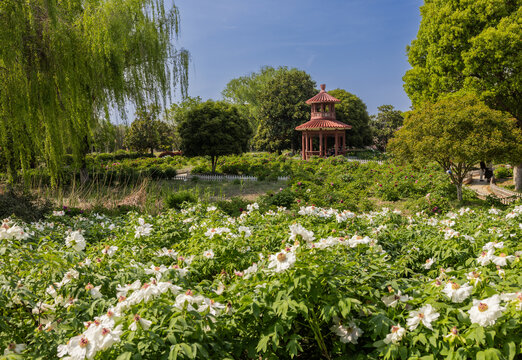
{"left": 222, "top": 66, "right": 280, "bottom": 131}
{"left": 252, "top": 68, "right": 316, "bottom": 153}
{"left": 494, "top": 165, "right": 513, "bottom": 179}
{"left": 92, "top": 120, "right": 127, "bottom": 153}
{"left": 1, "top": 201, "right": 521, "bottom": 359}
{"left": 125, "top": 106, "right": 175, "bottom": 155}
{"left": 178, "top": 100, "right": 252, "bottom": 173}
{"left": 0, "top": 0, "right": 189, "bottom": 184}
{"left": 164, "top": 96, "right": 202, "bottom": 150}
{"left": 370, "top": 105, "right": 404, "bottom": 151}
{"left": 158, "top": 151, "right": 183, "bottom": 158}
{"left": 215, "top": 197, "right": 251, "bottom": 217}
{"left": 164, "top": 191, "right": 197, "bottom": 210}
{"left": 0, "top": 187, "right": 52, "bottom": 222}
{"left": 260, "top": 187, "right": 297, "bottom": 209}
{"left": 389, "top": 94, "right": 522, "bottom": 201}
{"left": 328, "top": 89, "right": 372, "bottom": 148}
{"left": 403, "top": 0, "right": 521, "bottom": 120}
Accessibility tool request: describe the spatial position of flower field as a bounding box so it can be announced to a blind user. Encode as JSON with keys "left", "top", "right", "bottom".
{"left": 1, "top": 203, "right": 521, "bottom": 359}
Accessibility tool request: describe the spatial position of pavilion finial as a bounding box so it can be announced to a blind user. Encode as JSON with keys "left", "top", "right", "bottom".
{"left": 320, "top": 84, "right": 326, "bottom": 91}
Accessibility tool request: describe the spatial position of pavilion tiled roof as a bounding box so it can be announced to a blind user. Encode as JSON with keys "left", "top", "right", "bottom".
{"left": 306, "top": 84, "right": 341, "bottom": 104}
{"left": 295, "top": 119, "right": 352, "bottom": 131}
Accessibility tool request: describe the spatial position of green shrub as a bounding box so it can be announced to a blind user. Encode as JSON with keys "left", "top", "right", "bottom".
{"left": 261, "top": 187, "right": 296, "bottom": 208}
{"left": 494, "top": 165, "right": 512, "bottom": 179}
{"left": 191, "top": 164, "right": 211, "bottom": 174}
{"left": 164, "top": 191, "right": 197, "bottom": 210}
{"left": 0, "top": 188, "right": 52, "bottom": 222}
{"left": 215, "top": 197, "right": 250, "bottom": 217}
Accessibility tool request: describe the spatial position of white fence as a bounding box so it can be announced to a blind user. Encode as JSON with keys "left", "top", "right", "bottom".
{"left": 172, "top": 174, "right": 289, "bottom": 182}
{"left": 345, "top": 157, "right": 384, "bottom": 164}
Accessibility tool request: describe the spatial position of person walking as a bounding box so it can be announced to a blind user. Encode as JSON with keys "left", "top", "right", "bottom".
{"left": 480, "top": 161, "right": 486, "bottom": 182}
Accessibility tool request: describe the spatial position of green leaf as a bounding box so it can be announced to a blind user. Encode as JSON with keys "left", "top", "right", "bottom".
{"left": 503, "top": 341, "right": 516, "bottom": 360}
{"left": 116, "top": 352, "right": 133, "bottom": 360}
{"left": 256, "top": 335, "right": 270, "bottom": 353}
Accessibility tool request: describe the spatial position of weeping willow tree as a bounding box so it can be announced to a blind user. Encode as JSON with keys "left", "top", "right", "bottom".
{"left": 0, "top": 0, "right": 189, "bottom": 185}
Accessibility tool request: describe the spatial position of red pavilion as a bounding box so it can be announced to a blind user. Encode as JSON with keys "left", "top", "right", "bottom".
{"left": 296, "top": 84, "right": 351, "bottom": 160}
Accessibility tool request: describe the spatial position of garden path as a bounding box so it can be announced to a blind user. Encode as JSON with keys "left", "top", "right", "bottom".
{"left": 465, "top": 170, "right": 492, "bottom": 199}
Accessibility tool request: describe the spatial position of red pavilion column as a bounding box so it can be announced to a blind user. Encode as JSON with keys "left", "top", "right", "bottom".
{"left": 335, "top": 132, "right": 339, "bottom": 156}
{"left": 309, "top": 134, "right": 313, "bottom": 155}
{"left": 319, "top": 130, "right": 323, "bottom": 157}
{"left": 342, "top": 132, "right": 346, "bottom": 153}
{"left": 302, "top": 132, "right": 306, "bottom": 160}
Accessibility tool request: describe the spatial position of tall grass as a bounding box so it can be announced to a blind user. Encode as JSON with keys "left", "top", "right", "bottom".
{"left": 27, "top": 175, "right": 286, "bottom": 215}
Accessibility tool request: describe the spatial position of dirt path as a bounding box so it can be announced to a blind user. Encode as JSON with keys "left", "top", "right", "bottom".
{"left": 465, "top": 171, "right": 492, "bottom": 199}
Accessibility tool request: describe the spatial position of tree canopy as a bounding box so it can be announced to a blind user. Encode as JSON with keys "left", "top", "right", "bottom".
{"left": 125, "top": 106, "right": 174, "bottom": 155}
{"left": 222, "top": 66, "right": 279, "bottom": 131}
{"left": 252, "top": 67, "right": 316, "bottom": 153}
{"left": 327, "top": 89, "right": 372, "bottom": 148}
{"left": 370, "top": 105, "right": 404, "bottom": 151}
{"left": 404, "top": 0, "right": 522, "bottom": 189}
{"left": 389, "top": 94, "right": 522, "bottom": 201}
{"left": 403, "top": 0, "right": 521, "bottom": 120}
{"left": 178, "top": 100, "right": 252, "bottom": 173}
{"left": 0, "top": 0, "right": 189, "bottom": 184}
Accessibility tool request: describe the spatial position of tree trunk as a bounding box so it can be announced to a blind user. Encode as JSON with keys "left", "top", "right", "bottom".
{"left": 150, "top": 147, "right": 154, "bottom": 156}
{"left": 79, "top": 135, "right": 90, "bottom": 185}
{"left": 211, "top": 156, "right": 217, "bottom": 174}
{"left": 80, "top": 168, "right": 89, "bottom": 185}
{"left": 514, "top": 163, "right": 522, "bottom": 191}
{"left": 456, "top": 184, "right": 463, "bottom": 202}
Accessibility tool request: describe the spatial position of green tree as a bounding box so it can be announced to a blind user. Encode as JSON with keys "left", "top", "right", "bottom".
{"left": 125, "top": 106, "right": 174, "bottom": 154}
{"left": 328, "top": 89, "right": 372, "bottom": 148}
{"left": 370, "top": 105, "right": 404, "bottom": 151}
{"left": 0, "top": 0, "right": 188, "bottom": 184}
{"left": 252, "top": 68, "right": 316, "bottom": 153}
{"left": 403, "top": 0, "right": 521, "bottom": 188}
{"left": 92, "top": 119, "right": 117, "bottom": 153}
{"left": 389, "top": 94, "right": 522, "bottom": 201}
{"left": 178, "top": 100, "right": 252, "bottom": 173}
{"left": 222, "top": 66, "right": 279, "bottom": 131}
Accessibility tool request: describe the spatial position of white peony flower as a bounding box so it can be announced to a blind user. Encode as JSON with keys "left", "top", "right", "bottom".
{"left": 289, "top": 223, "right": 315, "bottom": 243}
{"left": 65, "top": 231, "right": 86, "bottom": 251}
{"left": 466, "top": 270, "right": 482, "bottom": 285}
{"left": 238, "top": 226, "right": 252, "bottom": 238}
{"left": 267, "top": 250, "right": 296, "bottom": 273}
{"left": 381, "top": 291, "right": 412, "bottom": 307}
{"left": 129, "top": 314, "right": 152, "bottom": 331}
{"left": 476, "top": 250, "right": 494, "bottom": 266}
{"left": 423, "top": 258, "right": 435, "bottom": 269}
{"left": 246, "top": 203, "right": 259, "bottom": 212}
{"left": 383, "top": 324, "right": 407, "bottom": 344}
{"left": 101, "top": 245, "right": 118, "bottom": 257}
{"left": 347, "top": 235, "right": 372, "bottom": 248}
{"left": 156, "top": 248, "right": 178, "bottom": 258}
{"left": 330, "top": 318, "right": 363, "bottom": 344}
{"left": 468, "top": 295, "right": 505, "bottom": 327}
{"left": 4, "top": 343, "right": 26, "bottom": 355}
{"left": 203, "top": 249, "right": 215, "bottom": 259}
{"left": 488, "top": 208, "right": 500, "bottom": 215}
{"left": 442, "top": 282, "right": 473, "bottom": 303}
{"left": 134, "top": 218, "right": 153, "bottom": 238}
{"left": 483, "top": 241, "right": 504, "bottom": 251}
{"left": 491, "top": 253, "right": 515, "bottom": 267}
{"left": 406, "top": 304, "right": 440, "bottom": 330}
{"left": 500, "top": 292, "right": 522, "bottom": 311}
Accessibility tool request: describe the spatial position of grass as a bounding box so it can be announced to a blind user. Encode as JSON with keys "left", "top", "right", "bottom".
{"left": 28, "top": 177, "right": 287, "bottom": 215}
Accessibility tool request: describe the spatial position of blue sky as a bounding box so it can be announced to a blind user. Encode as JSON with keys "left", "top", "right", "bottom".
{"left": 171, "top": 0, "right": 423, "bottom": 115}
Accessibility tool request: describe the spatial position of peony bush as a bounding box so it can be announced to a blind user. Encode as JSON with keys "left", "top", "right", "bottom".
{"left": 0, "top": 202, "right": 521, "bottom": 359}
